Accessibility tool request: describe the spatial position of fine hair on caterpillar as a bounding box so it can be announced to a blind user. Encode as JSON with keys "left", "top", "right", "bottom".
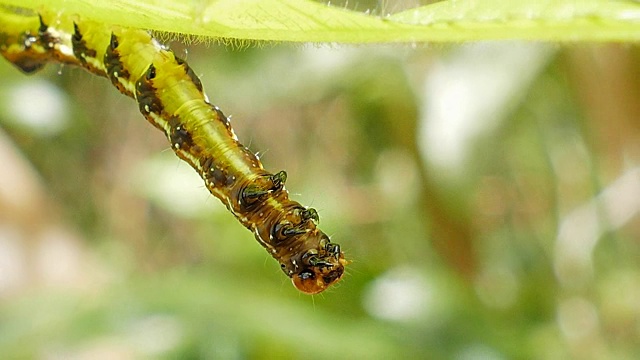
{"left": 0, "top": 8, "right": 347, "bottom": 294}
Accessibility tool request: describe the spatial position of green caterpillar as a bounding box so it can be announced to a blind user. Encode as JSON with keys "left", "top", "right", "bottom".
{"left": 0, "top": 7, "right": 346, "bottom": 294}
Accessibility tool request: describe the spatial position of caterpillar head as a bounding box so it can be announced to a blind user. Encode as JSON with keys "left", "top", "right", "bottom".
{"left": 291, "top": 237, "right": 347, "bottom": 295}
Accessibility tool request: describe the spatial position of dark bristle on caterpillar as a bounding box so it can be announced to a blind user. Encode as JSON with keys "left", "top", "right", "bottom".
{"left": 0, "top": 9, "right": 347, "bottom": 294}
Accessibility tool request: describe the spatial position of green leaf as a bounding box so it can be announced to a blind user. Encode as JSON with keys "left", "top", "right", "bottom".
{"left": 0, "top": 0, "right": 638, "bottom": 42}
{"left": 390, "top": 0, "right": 640, "bottom": 41}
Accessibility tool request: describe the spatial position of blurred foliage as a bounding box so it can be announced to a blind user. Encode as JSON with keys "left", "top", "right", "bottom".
{"left": 1, "top": 4, "right": 640, "bottom": 360}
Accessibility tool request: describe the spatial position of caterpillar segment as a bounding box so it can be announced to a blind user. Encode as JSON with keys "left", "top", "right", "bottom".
{"left": 0, "top": 9, "right": 347, "bottom": 294}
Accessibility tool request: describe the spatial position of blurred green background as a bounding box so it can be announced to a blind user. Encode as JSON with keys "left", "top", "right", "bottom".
{"left": 1, "top": 3, "right": 640, "bottom": 359}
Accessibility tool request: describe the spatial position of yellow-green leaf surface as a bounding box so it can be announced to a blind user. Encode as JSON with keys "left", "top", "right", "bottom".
{"left": 0, "top": 0, "right": 638, "bottom": 42}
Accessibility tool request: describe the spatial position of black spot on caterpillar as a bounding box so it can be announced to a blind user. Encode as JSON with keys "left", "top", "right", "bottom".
{"left": 0, "top": 8, "right": 347, "bottom": 294}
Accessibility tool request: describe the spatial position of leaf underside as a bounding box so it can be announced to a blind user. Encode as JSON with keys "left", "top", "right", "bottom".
{"left": 0, "top": 0, "right": 638, "bottom": 43}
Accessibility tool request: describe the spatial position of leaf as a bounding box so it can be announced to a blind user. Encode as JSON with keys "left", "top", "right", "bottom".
{"left": 390, "top": 0, "right": 640, "bottom": 41}
{"left": 0, "top": 0, "right": 638, "bottom": 42}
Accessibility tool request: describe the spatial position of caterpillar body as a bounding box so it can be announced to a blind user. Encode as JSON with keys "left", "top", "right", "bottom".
{"left": 0, "top": 8, "right": 346, "bottom": 294}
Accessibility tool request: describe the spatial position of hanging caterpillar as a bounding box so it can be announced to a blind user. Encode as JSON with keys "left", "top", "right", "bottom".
{"left": 0, "top": 7, "right": 347, "bottom": 294}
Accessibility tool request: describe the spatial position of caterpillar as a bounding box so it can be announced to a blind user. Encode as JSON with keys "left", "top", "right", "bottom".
{"left": 0, "top": 7, "right": 347, "bottom": 294}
